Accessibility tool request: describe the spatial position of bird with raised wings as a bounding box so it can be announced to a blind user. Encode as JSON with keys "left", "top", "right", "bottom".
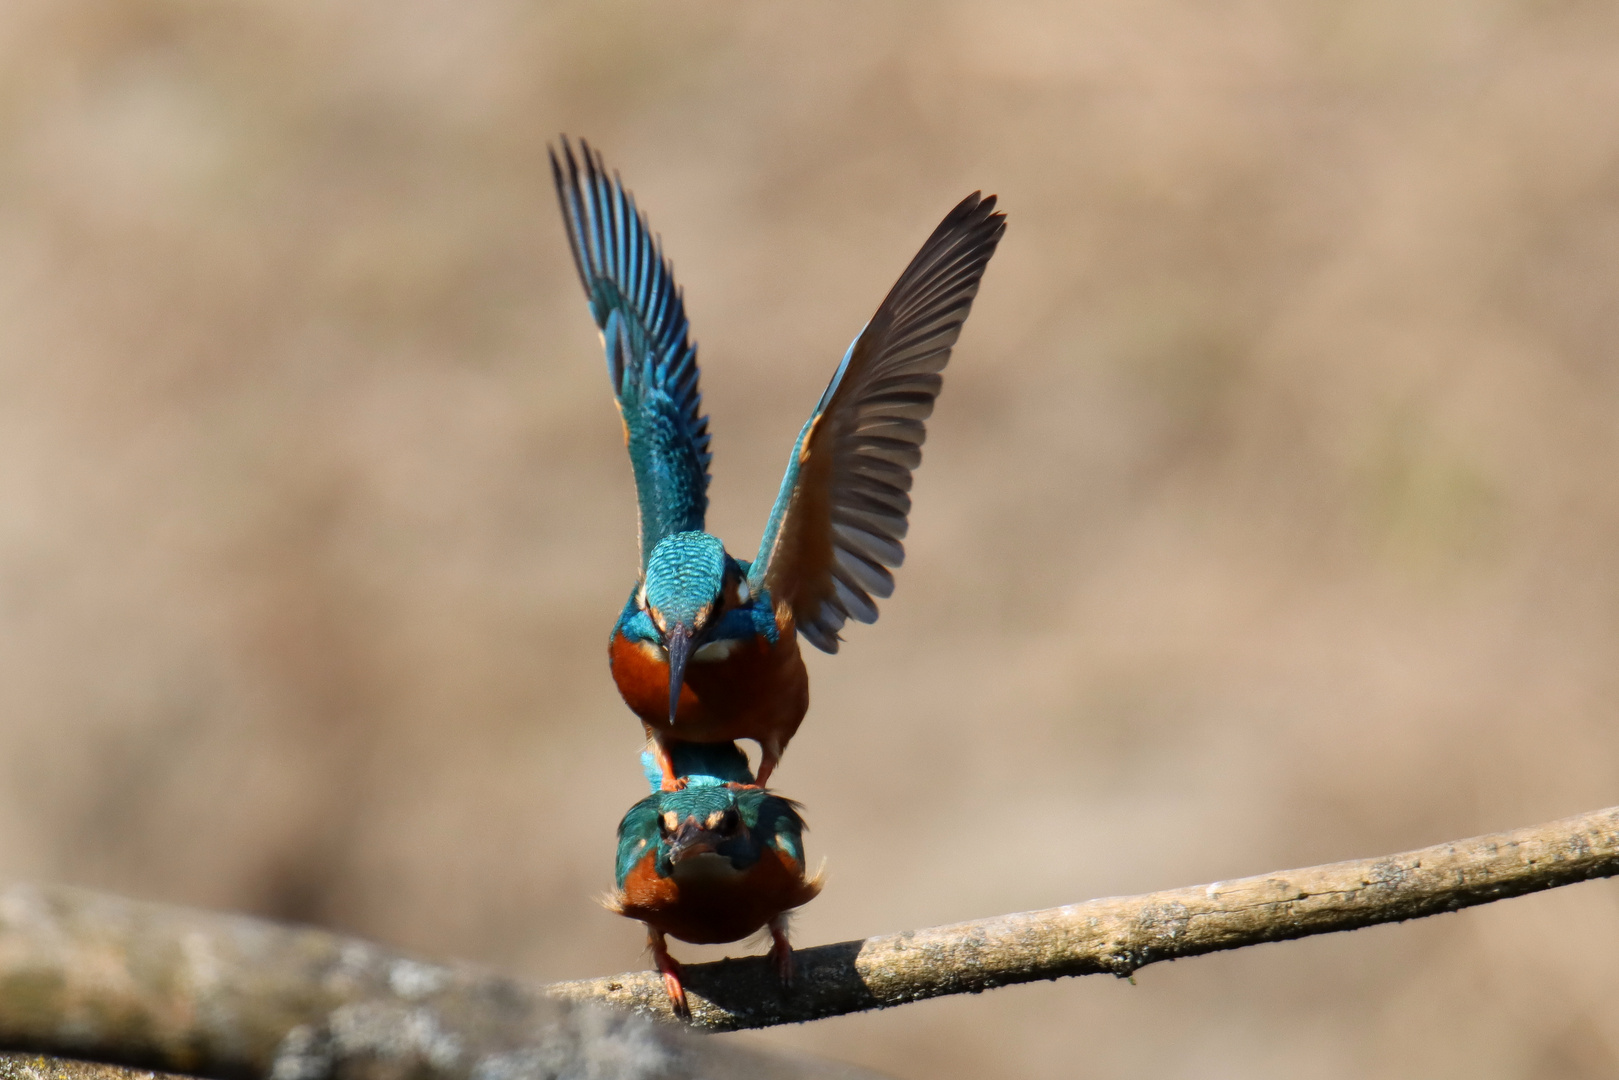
{"left": 551, "top": 138, "right": 1005, "bottom": 791}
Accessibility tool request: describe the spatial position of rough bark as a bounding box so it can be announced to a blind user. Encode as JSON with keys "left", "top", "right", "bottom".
{"left": 0, "top": 1052, "right": 190, "bottom": 1080}
{"left": 0, "top": 885, "right": 874, "bottom": 1080}
{"left": 548, "top": 804, "right": 1619, "bottom": 1028}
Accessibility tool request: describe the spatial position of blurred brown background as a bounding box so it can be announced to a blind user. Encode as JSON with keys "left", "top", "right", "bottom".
{"left": 1, "top": 0, "right": 1618, "bottom": 1076}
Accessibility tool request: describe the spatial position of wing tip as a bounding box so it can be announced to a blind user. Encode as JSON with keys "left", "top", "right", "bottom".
{"left": 550, "top": 134, "right": 610, "bottom": 194}
{"left": 946, "top": 190, "right": 1006, "bottom": 230}
{"left": 799, "top": 622, "right": 842, "bottom": 655}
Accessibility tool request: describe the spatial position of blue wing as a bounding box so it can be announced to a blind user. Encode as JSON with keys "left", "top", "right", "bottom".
{"left": 751, "top": 193, "right": 1006, "bottom": 652}
{"left": 614, "top": 793, "right": 661, "bottom": 889}
{"left": 551, "top": 138, "right": 710, "bottom": 566}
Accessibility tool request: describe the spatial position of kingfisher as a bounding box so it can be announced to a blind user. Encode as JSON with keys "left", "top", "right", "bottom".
{"left": 609, "top": 761, "right": 822, "bottom": 1016}
{"left": 551, "top": 138, "right": 1005, "bottom": 790}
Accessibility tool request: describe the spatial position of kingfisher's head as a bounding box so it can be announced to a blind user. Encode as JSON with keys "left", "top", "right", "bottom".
{"left": 614, "top": 785, "right": 751, "bottom": 891}
{"left": 654, "top": 786, "right": 749, "bottom": 870}
{"left": 612, "top": 785, "right": 815, "bottom": 899}
{"left": 639, "top": 531, "right": 748, "bottom": 725}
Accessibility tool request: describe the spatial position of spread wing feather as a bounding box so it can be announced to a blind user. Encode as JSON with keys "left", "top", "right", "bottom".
{"left": 751, "top": 193, "right": 1006, "bottom": 652}
{"left": 551, "top": 138, "right": 710, "bottom": 567}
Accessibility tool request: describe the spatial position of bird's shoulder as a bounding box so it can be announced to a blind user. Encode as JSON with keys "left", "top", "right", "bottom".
{"left": 735, "top": 791, "right": 808, "bottom": 864}
{"left": 613, "top": 590, "right": 659, "bottom": 644}
{"left": 709, "top": 596, "right": 781, "bottom": 646}
{"left": 614, "top": 794, "right": 665, "bottom": 887}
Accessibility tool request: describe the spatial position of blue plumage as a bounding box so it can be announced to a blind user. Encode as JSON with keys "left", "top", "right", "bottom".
{"left": 551, "top": 139, "right": 711, "bottom": 565}
{"left": 643, "top": 532, "right": 729, "bottom": 628}
{"left": 613, "top": 785, "right": 809, "bottom": 891}
{"left": 553, "top": 137, "right": 1004, "bottom": 787}
{"left": 638, "top": 740, "right": 756, "bottom": 792}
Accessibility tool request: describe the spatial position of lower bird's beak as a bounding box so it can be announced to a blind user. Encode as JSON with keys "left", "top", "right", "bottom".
{"left": 666, "top": 623, "right": 695, "bottom": 725}
{"left": 668, "top": 818, "right": 721, "bottom": 863}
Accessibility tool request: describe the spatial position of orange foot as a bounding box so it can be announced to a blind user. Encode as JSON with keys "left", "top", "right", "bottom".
{"left": 649, "top": 930, "right": 689, "bottom": 1018}
{"left": 768, "top": 916, "right": 795, "bottom": 987}
{"left": 648, "top": 737, "right": 689, "bottom": 792}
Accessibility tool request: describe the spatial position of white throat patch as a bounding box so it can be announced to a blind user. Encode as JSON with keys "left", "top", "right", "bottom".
{"left": 691, "top": 638, "right": 740, "bottom": 663}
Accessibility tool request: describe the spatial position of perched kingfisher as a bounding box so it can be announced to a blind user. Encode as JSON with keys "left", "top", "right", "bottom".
{"left": 609, "top": 744, "right": 821, "bottom": 1016}
{"left": 551, "top": 138, "right": 1006, "bottom": 790}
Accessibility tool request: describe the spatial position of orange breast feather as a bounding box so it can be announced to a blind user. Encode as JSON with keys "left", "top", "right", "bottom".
{"left": 614, "top": 846, "right": 820, "bottom": 945}
{"left": 608, "top": 630, "right": 808, "bottom": 748}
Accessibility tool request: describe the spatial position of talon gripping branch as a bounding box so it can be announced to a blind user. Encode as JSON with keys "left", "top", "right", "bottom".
{"left": 550, "top": 138, "right": 1004, "bottom": 1014}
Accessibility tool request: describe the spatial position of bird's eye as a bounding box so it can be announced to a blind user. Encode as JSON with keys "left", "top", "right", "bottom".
{"left": 719, "top": 809, "right": 738, "bottom": 833}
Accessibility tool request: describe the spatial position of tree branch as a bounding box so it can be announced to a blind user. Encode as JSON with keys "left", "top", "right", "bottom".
{"left": 0, "top": 1053, "right": 190, "bottom": 1080}
{"left": 546, "top": 804, "right": 1619, "bottom": 1028}
{"left": 0, "top": 807, "right": 1612, "bottom": 1076}
{"left": 0, "top": 884, "right": 873, "bottom": 1080}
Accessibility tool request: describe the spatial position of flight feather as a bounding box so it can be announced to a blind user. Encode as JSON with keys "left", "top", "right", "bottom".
{"left": 751, "top": 192, "right": 1006, "bottom": 651}
{"left": 551, "top": 138, "right": 711, "bottom": 567}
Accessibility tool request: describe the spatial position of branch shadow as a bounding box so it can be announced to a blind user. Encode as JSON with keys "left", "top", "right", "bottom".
{"left": 684, "top": 938, "right": 876, "bottom": 1026}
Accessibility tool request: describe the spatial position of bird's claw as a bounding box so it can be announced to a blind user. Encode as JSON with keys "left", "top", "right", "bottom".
{"left": 661, "top": 966, "right": 690, "bottom": 1018}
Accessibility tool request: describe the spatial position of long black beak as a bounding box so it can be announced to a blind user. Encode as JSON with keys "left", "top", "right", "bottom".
{"left": 666, "top": 623, "right": 694, "bottom": 725}
{"left": 668, "top": 817, "right": 720, "bottom": 863}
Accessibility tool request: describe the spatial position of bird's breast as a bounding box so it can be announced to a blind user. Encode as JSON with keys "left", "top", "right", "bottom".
{"left": 609, "top": 626, "right": 807, "bottom": 740}
{"left": 613, "top": 845, "right": 820, "bottom": 945}
{"left": 670, "top": 851, "right": 744, "bottom": 885}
